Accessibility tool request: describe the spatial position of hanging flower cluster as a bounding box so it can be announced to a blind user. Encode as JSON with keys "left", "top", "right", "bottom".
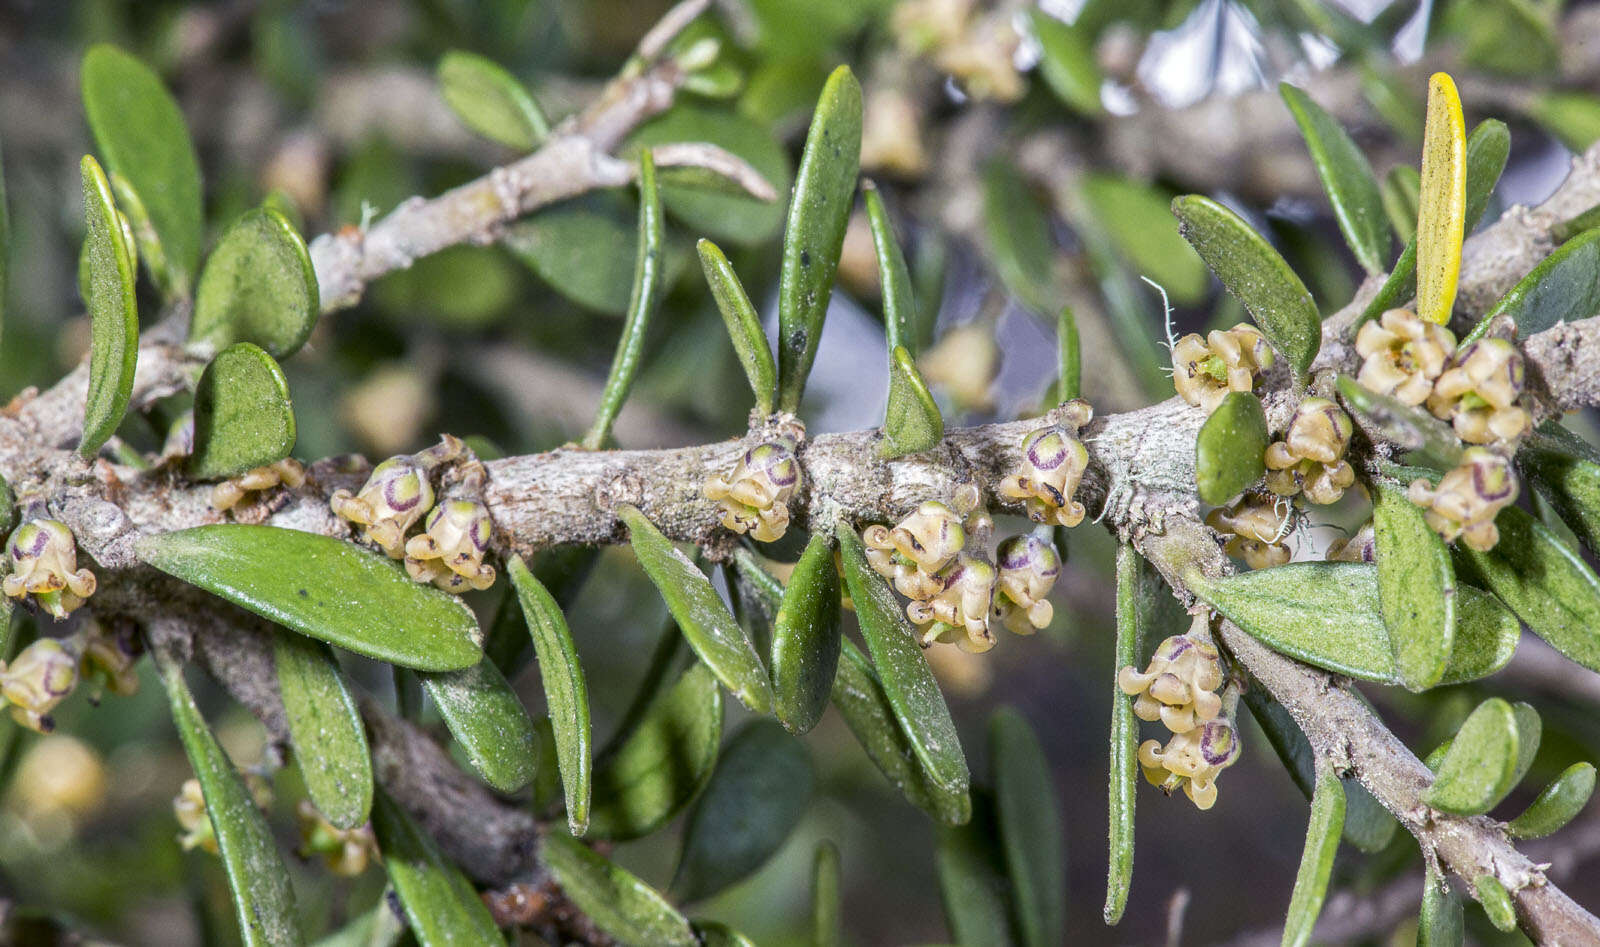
{"left": 1172, "top": 324, "right": 1274, "bottom": 414}
{"left": 0, "top": 638, "right": 80, "bottom": 733}
{"left": 1407, "top": 447, "right": 1519, "bottom": 552}
{"left": 998, "top": 401, "right": 1093, "bottom": 528}
{"left": 1426, "top": 338, "right": 1530, "bottom": 444}
{"left": 1206, "top": 492, "right": 1292, "bottom": 570}
{"left": 3, "top": 518, "right": 96, "bottom": 620}
{"left": 992, "top": 533, "right": 1061, "bottom": 636}
{"left": 702, "top": 434, "right": 802, "bottom": 543}
{"left": 211, "top": 459, "right": 307, "bottom": 512}
{"left": 1138, "top": 718, "right": 1243, "bottom": 811}
{"left": 405, "top": 498, "right": 497, "bottom": 592}
{"left": 1264, "top": 398, "right": 1357, "bottom": 505}
{"left": 296, "top": 800, "right": 378, "bottom": 877}
{"left": 1355, "top": 308, "right": 1456, "bottom": 405}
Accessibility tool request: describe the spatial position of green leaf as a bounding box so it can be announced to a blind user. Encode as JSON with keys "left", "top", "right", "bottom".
{"left": 1373, "top": 482, "right": 1456, "bottom": 691}
{"left": 1455, "top": 506, "right": 1600, "bottom": 672}
{"left": 1028, "top": 9, "right": 1104, "bottom": 117}
{"left": 502, "top": 194, "right": 637, "bottom": 314}
{"left": 1282, "top": 767, "right": 1345, "bottom": 947}
{"left": 812, "top": 841, "right": 842, "bottom": 947}
{"left": 837, "top": 523, "right": 970, "bottom": 798}
{"left": 1521, "top": 427, "right": 1600, "bottom": 555}
{"left": 1335, "top": 374, "right": 1462, "bottom": 470}
{"left": 1081, "top": 174, "right": 1209, "bottom": 304}
{"left": 694, "top": 922, "right": 758, "bottom": 947}
{"left": 936, "top": 793, "right": 1020, "bottom": 947}
{"left": 990, "top": 708, "right": 1064, "bottom": 947}
{"left": 436, "top": 50, "right": 547, "bottom": 150}
{"left": 189, "top": 343, "right": 297, "bottom": 480}
{"left": 136, "top": 525, "right": 483, "bottom": 671}
{"left": 1105, "top": 545, "right": 1139, "bottom": 925}
{"left": 422, "top": 658, "right": 537, "bottom": 793}
{"left": 1190, "top": 562, "right": 1518, "bottom": 685}
{"left": 191, "top": 208, "right": 319, "bottom": 359}
{"left": 370, "top": 788, "right": 506, "bottom": 945}
{"left": 830, "top": 639, "right": 971, "bottom": 825}
{"left": 274, "top": 633, "right": 372, "bottom": 829}
{"left": 697, "top": 239, "right": 775, "bottom": 414}
{"left": 1194, "top": 391, "right": 1268, "bottom": 505}
{"left": 1554, "top": 201, "right": 1600, "bottom": 244}
{"left": 1172, "top": 194, "right": 1319, "bottom": 376}
{"left": 864, "top": 181, "right": 918, "bottom": 354}
{"left": 776, "top": 66, "right": 861, "bottom": 413}
{"left": 674, "top": 719, "right": 814, "bottom": 902}
{"left": 1280, "top": 83, "right": 1389, "bottom": 274}
{"left": 77, "top": 154, "right": 138, "bottom": 459}
{"left": 1424, "top": 698, "right": 1521, "bottom": 814}
{"left": 1506, "top": 761, "right": 1597, "bottom": 839}
{"left": 587, "top": 663, "right": 723, "bottom": 840}
{"left": 309, "top": 895, "right": 406, "bottom": 947}
{"left": 584, "top": 151, "right": 664, "bottom": 450}
{"left": 1466, "top": 227, "right": 1600, "bottom": 344}
{"left": 541, "top": 832, "right": 696, "bottom": 947}
{"left": 0, "top": 139, "right": 7, "bottom": 355}
{"left": 1473, "top": 874, "right": 1517, "bottom": 932}
{"left": 627, "top": 105, "right": 791, "bottom": 245}
{"left": 1420, "top": 866, "right": 1464, "bottom": 947}
{"left": 1057, "top": 307, "right": 1080, "bottom": 402}
{"left": 1383, "top": 165, "right": 1420, "bottom": 244}
{"left": 1417, "top": 73, "right": 1467, "bottom": 327}
{"left": 771, "top": 532, "right": 842, "bottom": 734}
{"left": 617, "top": 505, "right": 773, "bottom": 713}
{"left": 982, "top": 161, "right": 1055, "bottom": 314}
{"left": 81, "top": 45, "right": 202, "bottom": 294}
{"left": 158, "top": 659, "right": 301, "bottom": 945}
{"left": 507, "top": 556, "right": 591, "bottom": 835}
{"left": 1526, "top": 91, "right": 1600, "bottom": 153}
{"left": 881, "top": 345, "right": 944, "bottom": 459}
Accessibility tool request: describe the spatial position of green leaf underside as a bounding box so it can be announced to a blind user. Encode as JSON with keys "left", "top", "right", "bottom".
{"left": 1419, "top": 865, "right": 1464, "bottom": 947}
{"left": 1281, "top": 83, "right": 1389, "bottom": 273}
{"left": 697, "top": 239, "right": 776, "bottom": 414}
{"left": 191, "top": 208, "right": 319, "bottom": 358}
{"left": 813, "top": 841, "right": 842, "bottom": 947}
{"left": 137, "top": 525, "right": 482, "bottom": 671}
{"left": 370, "top": 788, "right": 506, "bottom": 945}
{"left": 502, "top": 194, "right": 641, "bottom": 314}
{"left": 160, "top": 662, "right": 301, "bottom": 945}
{"left": 771, "top": 532, "right": 842, "bottom": 734}
{"left": 618, "top": 505, "right": 773, "bottom": 712}
{"left": 422, "top": 658, "right": 538, "bottom": 793}
{"left": 274, "top": 633, "right": 372, "bottom": 829}
{"left": 77, "top": 155, "right": 139, "bottom": 458}
{"left": 777, "top": 66, "right": 863, "bottom": 413}
{"left": 1507, "top": 762, "right": 1597, "bottom": 839}
{"left": 541, "top": 832, "right": 696, "bottom": 947}
{"left": 882, "top": 345, "right": 945, "bottom": 458}
{"left": 587, "top": 663, "right": 723, "bottom": 841}
{"left": 936, "top": 792, "right": 1021, "bottom": 947}
{"left": 674, "top": 719, "right": 814, "bottom": 902}
{"left": 437, "top": 50, "right": 547, "bottom": 150}
{"left": 837, "top": 523, "right": 970, "bottom": 798}
{"left": 864, "top": 181, "right": 918, "bottom": 354}
{"left": 508, "top": 556, "right": 592, "bottom": 834}
{"left": 1522, "top": 443, "right": 1600, "bottom": 555}
{"left": 1195, "top": 391, "right": 1269, "bottom": 505}
{"left": 990, "top": 708, "right": 1065, "bottom": 947}
{"left": 1105, "top": 545, "right": 1139, "bottom": 924}
{"left": 1373, "top": 482, "right": 1456, "bottom": 691}
{"left": 1282, "top": 767, "right": 1346, "bottom": 947}
{"left": 189, "top": 342, "right": 298, "bottom": 480}
{"left": 1467, "top": 226, "right": 1600, "bottom": 344}
{"left": 1336, "top": 374, "right": 1463, "bottom": 470}
{"left": 1192, "top": 562, "right": 1518, "bottom": 685}
{"left": 1424, "top": 698, "right": 1521, "bottom": 814}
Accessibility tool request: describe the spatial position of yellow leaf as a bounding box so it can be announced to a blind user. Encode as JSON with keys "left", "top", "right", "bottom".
{"left": 1416, "top": 72, "right": 1467, "bottom": 326}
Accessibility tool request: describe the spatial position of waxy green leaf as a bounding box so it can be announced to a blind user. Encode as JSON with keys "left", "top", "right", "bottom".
{"left": 1105, "top": 545, "right": 1140, "bottom": 925}
{"left": 1474, "top": 874, "right": 1517, "bottom": 932}
{"left": 698, "top": 239, "right": 775, "bottom": 414}
{"left": 936, "top": 793, "right": 1020, "bottom": 947}
{"left": 776, "top": 66, "right": 862, "bottom": 413}
{"left": 1028, "top": 9, "right": 1103, "bottom": 117}
{"left": 991, "top": 708, "right": 1064, "bottom": 947}
{"left": 1281, "top": 83, "right": 1389, "bottom": 273}
{"left": 508, "top": 556, "right": 591, "bottom": 834}
{"left": 771, "top": 532, "right": 842, "bottom": 734}
{"left": 189, "top": 343, "right": 297, "bottom": 480}
{"left": 422, "top": 658, "right": 537, "bottom": 793}
{"left": 77, "top": 155, "right": 138, "bottom": 459}
{"left": 627, "top": 105, "right": 791, "bottom": 245}
{"left": 274, "top": 633, "right": 371, "bottom": 829}
{"left": 370, "top": 788, "right": 506, "bottom": 945}
{"left": 502, "top": 194, "right": 639, "bottom": 314}
{"left": 813, "top": 841, "right": 842, "bottom": 947}
{"left": 137, "top": 525, "right": 482, "bottom": 671}
{"left": 587, "top": 663, "right": 722, "bottom": 840}
{"left": 1195, "top": 391, "right": 1268, "bottom": 505}
{"left": 1419, "top": 866, "right": 1464, "bottom": 947}
{"left": 1373, "top": 482, "right": 1456, "bottom": 691}
{"left": 1467, "top": 227, "right": 1600, "bottom": 344}
{"left": 1057, "top": 306, "right": 1081, "bottom": 402}
{"left": 1383, "top": 165, "right": 1420, "bottom": 244}
{"left": 1417, "top": 73, "right": 1467, "bottom": 327}
{"left": 542, "top": 832, "right": 696, "bottom": 947}
{"left": 1172, "top": 194, "right": 1320, "bottom": 376}
{"left": 159, "top": 659, "right": 301, "bottom": 946}
{"left": 1424, "top": 698, "right": 1521, "bottom": 814}
{"left": 1336, "top": 374, "right": 1462, "bottom": 469}
{"left": 191, "top": 208, "right": 319, "bottom": 359}
{"left": 1282, "top": 767, "right": 1345, "bottom": 947}
{"left": 1507, "top": 761, "right": 1597, "bottom": 839}
{"left": 1522, "top": 438, "right": 1600, "bottom": 555}
{"left": 837, "top": 523, "right": 970, "bottom": 798}
{"left": 864, "top": 181, "right": 918, "bottom": 354}
{"left": 618, "top": 504, "right": 773, "bottom": 712}
{"left": 694, "top": 922, "right": 758, "bottom": 947}
{"left": 437, "top": 50, "right": 547, "bottom": 150}
{"left": 881, "top": 345, "right": 944, "bottom": 458}
{"left": 1081, "top": 174, "right": 1208, "bottom": 304}
{"left": 674, "top": 719, "right": 813, "bottom": 902}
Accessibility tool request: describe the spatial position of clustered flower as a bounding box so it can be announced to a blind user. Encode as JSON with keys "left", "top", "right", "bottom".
{"left": 174, "top": 774, "right": 272, "bottom": 856}
{"left": 1172, "top": 324, "right": 1274, "bottom": 414}
{"left": 78, "top": 620, "right": 142, "bottom": 699}
{"left": 702, "top": 435, "right": 802, "bottom": 543}
{"left": 296, "top": 800, "right": 378, "bottom": 877}
{"left": 1117, "top": 615, "right": 1226, "bottom": 734}
{"left": 1264, "top": 398, "right": 1357, "bottom": 505}
{"left": 1426, "top": 338, "right": 1530, "bottom": 444}
{"left": 0, "top": 637, "right": 80, "bottom": 732}
{"left": 211, "top": 459, "right": 307, "bottom": 512}
{"left": 891, "top": 0, "right": 1025, "bottom": 102}
{"left": 1205, "top": 492, "right": 1291, "bottom": 570}
{"left": 1326, "top": 522, "right": 1376, "bottom": 563}
{"left": 992, "top": 533, "right": 1061, "bottom": 636}
{"left": 330, "top": 456, "right": 434, "bottom": 558}
{"left": 3, "top": 518, "right": 96, "bottom": 620}
{"left": 1356, "top": 308, "right": 1456, "bottom": 405}
{"left": 863, "top": 497, "right": 970, "bottom": 602}
{"left": 998, "top": 401, "right": 1092, "bottom": 528}
{"left": 1407, "top": 447, "right": 1518, "bottom": 552}
{"left": 405, "top": 498, "right": 496, "bottom": 592}
{"left": 1138, "top": 719, "right": 1243, "bottom": 811}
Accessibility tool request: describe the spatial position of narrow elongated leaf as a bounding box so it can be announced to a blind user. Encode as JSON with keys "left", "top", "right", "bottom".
{"left": 77, "top": 155, "right": 138, "bottom": 458}
{"left": 694, "top": 922, "right": 758, "bottom": 946}
{"left": 189, "top": 343, "right": 297, "bottom": 480}
{"left": 1282, "top": 767, "right": 1345, "bottom": 947}
{"left": 882, "top": 345, "right": 944, "bottom": 458}
{"left": 137, "top": 525, "right": 482, "bottom": 671}
{"left": 1195, "top": 391, "right": 1268, "bottom": 505}
{"left": 274, "top": 633, "right": 371, "bottom": 829}
{"left": 936, "top": 793, "right": 1020, "bottom": 947}
{"left": 1373, "top": 482, "right": 1455, "bottom": 690}
{"left": 1057, "top": 307, "right": 1080, "bottom": 401}
{"left": 1417, "top": 73, "right": 1467, "bottom": 326}
{"left": 1424, "top": 698, "right": 1520, "bottom": 814}
{"left": 698, "top": 239, "right": 775, "bottom": 414}
{"left": 584, "top": 150, "right": 664, "bottom": 450}
{"left": 310, "top": 894, "right": 406, "bottom": 947}
{"left": 1467, "top": 227, "right": 1600, "bottom": 343}
{"left": 1455, "top": 506, "right": 1600, "bottom": 672}
{"left": 588, "top": 663, "right": 722, "bottom": 840}
{"left": 508, "top": 556, "right": 591, "bottom": 834}
{"left": 1105, "top": 545, "right": 1139, "bottom": 924}
{"left": 1191, "top": 562, "right": 1517, "bottom": 685}
{"left": 1081, "top": 174, "right": 1209, "bottom": 304}
{"left": 1474, "top": 874, "right": 1517, "bottom": 932}
{"left": 813, "top": 841, "right": 842, "bottom": 947}
{"left": 542, "top": 832, "right": 696, "bottom": 947}
{"left": 1420, "top": 866, "right": 1464, "bottom": 947}
{"left": 776, "top": 66, "right": 862, "bottom": 413}
{"left": 674, "top": 719, "right": 814, "bottom": 902}
{"left": 1281, "top": 83, "right": 1389, "bottom": 273}
{"left": 370, "top": 788, "right": 505, "bottom": 945}
{"left": 1383, "top": 165, "right": 1420, "bottom": 243}
{"left": 422, "top": 658, "right": 537, "bottom": 793}
{"left": 837, "top": 523, "right": 969, "bottom": 797}
{"left": 1028, "top": 9, "right": 1103, "bottom": 116}
{"left": 1172, "top": 195, "right": 1319, "bottom": 376}
{"left": 1506, "top": 762, "right": 1597, "bottom": 839}
{"left": 864, "top": 181, "right": 918, "bottom": 354}
{"left": 437, "top": 50, "right": 547, "bottom": 150}
{"left": 772, "top": 533, "right": 842, "bottom": 734}
{"left": 982, "top": 161, "right": 1055, "bottom": 313}
{"left": 1522, "top": 440, "right": 1600, "bottom": 554}
{"left": 192, "top": 208, "right": 318, "bottom": 358}
{"left": 1554, "top": 202, "right": 1600, "bottom": 243}
{"left": 1336, "top": 374, "right": 1462, "bottom": 469}
{"left": 159, "top": 660, "right": 300, "bottom": 945}
{"left": 618, "top": 505, "right": 773, "bottom": 712}
{"left": 990, "top": 708, "right": 1064, "bottom": 947}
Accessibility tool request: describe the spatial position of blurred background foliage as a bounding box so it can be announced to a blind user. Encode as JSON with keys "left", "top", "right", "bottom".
{"left": 1, "top": 0, "right": 1599, "bottom": 943}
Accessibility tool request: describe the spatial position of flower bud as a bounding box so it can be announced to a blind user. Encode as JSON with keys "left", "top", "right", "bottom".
{"left": 1426, "top": 338, "right": 1530, "bottom": 444}
{"left": 1205, "top": 493, "right": 1291, "bottom": 569}
{"left": 999, "top": 422, "right": 1091, "bottom": 528}
{"left": 702, "top": 436, "right": 802, "bottom": 543}
{"left": 1326, "top": 522, "right": 1376, "bottom": 562}
{"left": 3, "top": 519, "right": 97, "bottom": 620}
{"left": 173, "top": 778, "right": 217, "bottom": 855}
{"left": 404, "top": 498, "right": 496, "bottom": 592}
{"left": 1173, "top": 324, "right": 1274, "bottom": 414}
{"left": 78, "top": 620, "right": 142, "bottom": 699}
{"left": 1117, "top": 615, "right": 1225, "bottom": 734}
{"left": 296, "top": 800, "right": 377, "bottom": 877}
{"left": 211, "top": 459, "right": 307, "bottom": 512}
{"left": 907, "top": 552, "right": 998, "bottom": 653}
{"left": 993, "top": 533, "right": 1060, "bottom": 635}
{"left": 863, "top": 500, "right": 967, "bottom": 601}
{"left": 1138, "top": 718, "right": 1242, "bottom": 810}
{"left": 1407, "top": 447, "right": 1518, "bottom": 551}
{"left": 0, "top": 638, "right": 79, "bottom": 732}
{"left": 1355, "top": 308, "right": 1455, "bottom": 406}
{"left": 1264, "top": 398, "right": 1357, "bottom": 505}
{"left": 330, "top": 456, "right": 437, "bottom": 558}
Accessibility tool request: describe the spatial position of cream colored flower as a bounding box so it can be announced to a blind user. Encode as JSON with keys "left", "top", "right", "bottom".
{"left": 174, "top": 778, "right": 217, "bottom": 854}
{"left": 330, "top": 456, "right": 436, "bottom": 558}
{"left": 211, "top": 459, "right": 306, "bottom": 512}
{"left": 0, "top": 638, "right": 80, "bottom": 733}
{"left": 907, "top": 553, "right": 998, "bottom": 653}
{"left": 703, "top": 436, "right": 802, "bottom": 543}
{"left": 1206, "top": 493, "right": 1291, "bottom": 569}
{"left": 999, "top": 410, "right": 1092, "bottom": 528}
{"left": 1264, "top": 397, "right": 1357, "bottom": 505}
{"left": 993, "top": 533, "right": 1059, "bottom": 635}
{"left": 1139, "top": 718, "right": 1242, "bottom": 810}
{"left": 3, "top": 519, "right": 96, "bottom": 620}
{"left": 1172, "top": 324, "right": 1274, "bottom": 413}
{"left": 296, "top": 800, "right": 377, "bottom": 877}
{"left": 1407, "top": 447, "right": 1518, "bottom": 551}
{"left": 79, "top": 620, "right": 141, "bottom": 698}
{"left": 405, "top": 498, "right": 496, "bottom": 592}
{"left": 863, "top": 500, "right": 967, "bottom": 602}
{"left": 1426, "top": 338, "right": 1530, "bottom": 444}
{"left": 1355, "top": 308, "right": 1455, "bottom": 405}
{"left": 1326, "top": 522, "right": 1376, "bottom": 562}
{"left": 1118, "top": 614, "right": 1225, "bottom": 735}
